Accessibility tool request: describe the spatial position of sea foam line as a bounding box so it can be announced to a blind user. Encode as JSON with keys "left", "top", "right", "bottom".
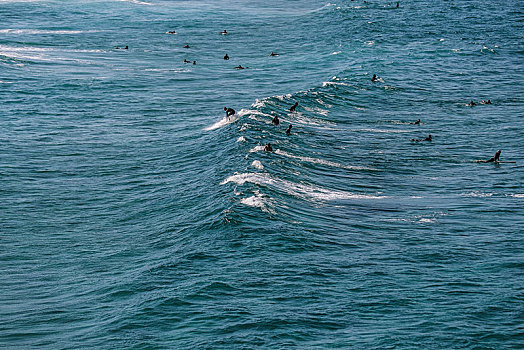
{"left": 275, "top": 150, "right": 374, "bottom": 170}
{"left": 221, "top": 173, "right": 385, "bottom": 201}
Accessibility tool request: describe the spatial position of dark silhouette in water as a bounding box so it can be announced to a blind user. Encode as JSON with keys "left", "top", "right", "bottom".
{"left": 286, "top": 124, "right": 292, "bottom": 135}
{"left": 371, "top": 74, "right": 378, "bottom": 82}
{"left": 193, "top": 61, "right": 196, "bottom": 65}
{"left": 264, "top": 143, "right": 273, "bottom": 152}
{"left": 272, "top": 115, "right": 280, "bottom": 126}
{"left": 184, "top": 59, "right": 191, "bottom": 63}
{"left": 224, "top": 53, "right": 229, "bottom": 60}
{"left": 480, "top": 99, "right": 492, "bottom": 104}
{"left": 467, "top": 100, "right": 477, "bottom": 106}
{"left": 167, "top": 30, "right": 177, "bottom": 34}
{"left": 224, "top": 107, "right": 235, "bottom": 120}
{"left": 289, "top": 102, "right": 298, "bottom": 112}
{"left": 115, "top": 46, "right": 128, "bottom": 50}
{"left": 411, "top": 118, "right": 421, "bottom": 125}
{"left": 221, "top": 30, "right": 228, "bottom": 35}
{"left": 270, "top": 52, "right": 279, "bottom": 56}
{"left": 396, "top": 2, "right": 399, "bottom": 8}
{"left": 411, "top": 134, "right": 432, "bottom": 142}
{"left": 183, "top": 44, "right": 190, "bottom": 48}
{"left": 477, "top": 150, "right": 501, "bottom": 163}
{"left": 234, "top": 65, "right": 248, "bottom": 69}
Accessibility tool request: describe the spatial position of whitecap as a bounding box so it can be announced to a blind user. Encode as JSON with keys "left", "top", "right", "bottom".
{"left": 251, "top": 160, "right": 263, "bottom": 169}
{"left": 0, "top": 29, "right": 98, "bottom": 35}
{"left": 249, "top": 145, "right": 265, "bottom": 153}
{"left": 354, "top": 128, "right": 411, "bottom": 133}
{"left": 221, "top": 173, "right": 385, "bottom": 201}
{"left": 237, "top": 136, "right": 246, "bottom": 143}
{"left": 275, "top": 149, "right": 373, "bottom": 170}
{"left": 204, "top": 112, "right": 241, "bottom": 131}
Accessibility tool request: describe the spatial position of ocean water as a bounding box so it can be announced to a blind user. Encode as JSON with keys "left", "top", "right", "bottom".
{"left": 1, "top": 0, "right": 523, "bottom": 348}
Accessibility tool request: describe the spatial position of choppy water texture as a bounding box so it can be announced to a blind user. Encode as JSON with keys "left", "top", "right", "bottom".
{"left": 1, "top": 0, "right": 523, "bottom": 348}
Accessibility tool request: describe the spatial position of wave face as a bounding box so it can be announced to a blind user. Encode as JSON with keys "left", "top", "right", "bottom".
{"left": 1, "top": 0, "right": 523, "bottom": 349}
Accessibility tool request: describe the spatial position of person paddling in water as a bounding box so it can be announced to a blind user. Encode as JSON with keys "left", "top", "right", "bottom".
{"left": 411, "top": 134, "right": 432, "bottom": 142}
{"left": 286, "top": 124, "right": 292, "bottom": 135}
{"left": 289, "top": 102, "right": 298, "bottom": 112}
{"left": 224, "top": 53, "right": 229, "bottom": 60}
{"left": 477, "top": 150, "right": 501, "bottom": 163}
{"left": 264, "top": 143, "right": 273, "bottom": 152}
{"left": 272, "top": 115, "right": 280, "bottom": 126}
{"left": 410, "top": 118, "right": 421, "bottom": 125}
{"left": 371, "top": 74, "right": 378, "bottom": 82}
{"left": 224, "top": 107, "right": 235, "bottom": 120}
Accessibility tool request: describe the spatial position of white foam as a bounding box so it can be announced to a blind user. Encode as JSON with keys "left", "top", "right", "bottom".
{"left": 322, "top": 81, "right": 349, "bottom": 87}
{"left": 275, "top": 149, "right": 373, "bottom": 170}
{"left": 331, "top": 51, "right": 342, "bottom": 55}
{"left": 249, "top": 145, "right": 265, "bottom": 153}
{"left": 237, "top": 136, "right": 246, "bottom": 143}
{"left": 204, "top": 113, "right": 240, "bottom": 131}
{"left": 511, "top": 194, "right": 524, "bottom": 198}
{"left": 251, "top": 160, "right": 263, "bottom": 169}
{"left": 117, "top": 0, "right": 153, "bottom": 5}
{"left": 0, "top": 29, "right": 97, "bottom": 35}
{"left": 355, "top": 128, "right": 411, "bottom": 133}
{"left": 221, "top": 173, "right": 385, "bottom": 201}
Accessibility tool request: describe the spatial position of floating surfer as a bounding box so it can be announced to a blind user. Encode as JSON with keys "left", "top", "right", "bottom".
{"left": 166, "top": 30, "right": 177, "bottom": 34}
{"left": 480, "top": 99, "right": 492, "bottom": 104}
{"left": 224, "top": 53, "right": 229, "bottom": 60}
{"left": 269, "top": 51, "right": 279, "bottom": 56}
{"left": 234, "top": 65, "right": 248, "bottom": 69}
{"left": 411, "top": 134, "right": 432, "bottom": 142}
{"left": 371, "top": 74, "right": 378, "bottom": 82}
{"left": 221, "top": 30, "right": 228, "bottom": 35}
{"left": 286, "top": 124, "right": 292, "bottom": 135}
{"left": 224, "top": 107, "right": 235, "bottom": 120}
{"left": 271, "top": 115, "right": 280, "bottom": 126}
{"left": 289, "top": 102, "right": 298, "bottom": 112}
{"left": 183, "top": 44, "right": 190, "bottom": 48}
{"left": 410, "top": 118, "right": 421, "bottom": 125}
{"left": 264, "top": 143, "right": 273, "bottom": 152}
{"left": 184, "top": 59, "right": 191, "bottom": 63}
{"left": 476, "top": 150, "right": 515, "bottom": 163}
{"left": 115, "top": 46, "right": 128, "bottom": 50}
{"left": 467, "top": 100, "right": 477, "bottom": 106}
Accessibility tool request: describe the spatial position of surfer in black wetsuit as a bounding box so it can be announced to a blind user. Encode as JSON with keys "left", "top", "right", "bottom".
{"left": 264, "top": 143, "right": 273, "bottom": 152}
{"left": 272, "top": 115, "right": 280, "bottom": 126}
{"left": 411, "top": 118, "right": 421, "bottom": 125}
{"left": 224, "top": 53, "right": 229, "bottom": 60}
{"left": 467, "top": 100, "right": 477, "bottom": 106}
{"left": 167, "top": 30, "right": 177, "bottom": 34}
{"left": 184, "top": 44, "right": 190, "bottom": 48}
{"left": 224, "top": 107, "right": 235, "bottom": 120}
{"left": 286, "top": 124, "right": 292, "bottom": 135}
{"left": 477, "top": 150, "right": 501, "bottom": 163}
{"left": 184, "top": 59, "right": 191, "bottom": 63}
{"left": 115, "top": 46, "right": 128, "bottom": 50}
{"left": 396, "top": 2, "right": 399, "bottom": 8}
{"left": 289, "top": 102, "right": 298, "bottom": 112}
{"left": 234, "top": 65, "right": 247, "bottom": 69}
{"left": 411, "top": 134, "right": 432, "bottom": 142}
{"left": 221, "top": 30, "right": 228, "bottom": 35}
{"left": 480, "top": 99, "right": 492, "bottom": 104}
{"left": 193, "top": 61, "right": 196, "bottom": 65}
{"left": 371, "top": 74, "right": 378, "bottom": 82}
{"left": 270, "top": 51, "right": 279, "bottom": 56}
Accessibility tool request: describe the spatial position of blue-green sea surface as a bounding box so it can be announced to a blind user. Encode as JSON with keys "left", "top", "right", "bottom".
{"left": 1, "top": 0, "right": 523, "bottom": 348}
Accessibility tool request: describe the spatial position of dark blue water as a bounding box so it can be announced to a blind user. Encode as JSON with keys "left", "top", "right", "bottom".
{"left": 1, "top": 0, "right": 523, "bottom": 348}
